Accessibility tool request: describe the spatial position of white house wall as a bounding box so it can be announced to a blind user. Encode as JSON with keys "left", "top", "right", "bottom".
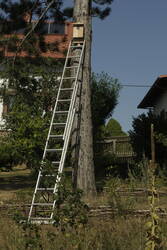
{"left": 154, "top": 90, "right": 167, "bottom": 115}
{"left": 0, "top": 97, "right": 5, "bottom": 127}
{"left": 0, "top": 78, "right": 8, "bottom": 127}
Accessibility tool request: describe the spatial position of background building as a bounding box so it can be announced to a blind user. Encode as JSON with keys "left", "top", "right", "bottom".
{"left": 0, "top": 20, "right": 73, "bottom": 127}
{"left": 138, "top": 75, "right": 167, "bottom": 115}
{"left": 1, "top": 20, "right": 73, "bottom": 58}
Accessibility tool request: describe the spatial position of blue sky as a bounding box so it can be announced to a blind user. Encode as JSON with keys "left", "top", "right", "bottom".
{"left": 65, "top": 0, "right": 167, "bottom": 132}
{"left": 12, "top": 0, "right": 167, "bottom": 132}
{"left": 91, "top": 0, "right": 167, "bottom": 132}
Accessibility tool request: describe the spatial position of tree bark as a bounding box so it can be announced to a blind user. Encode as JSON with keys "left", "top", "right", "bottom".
{"left": 72, "top": 0, "right": 96, "bottom": 196}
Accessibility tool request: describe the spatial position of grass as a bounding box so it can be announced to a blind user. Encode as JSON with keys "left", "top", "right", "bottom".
{"left": 0, "top": 167, "right": 167, "bottom": 249}
{"left": 1, "top": 165, "right": 167, "bottom": 209}
{"left": 0, "top": 213, "right": 167, "bottom": 250}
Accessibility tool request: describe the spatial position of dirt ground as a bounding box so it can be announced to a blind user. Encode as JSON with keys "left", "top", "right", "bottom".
{"left": 0, "top": 165, "right": 33, "bottom": 204}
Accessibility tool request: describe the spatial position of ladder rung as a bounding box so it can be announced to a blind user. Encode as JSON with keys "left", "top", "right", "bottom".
{"left": 60, "top": 88, "right": 73, "bottom": 91}
{"left": 49, "top": 135, "right": 63, "bottom": 139}
{"left": 54, "top": 111, "right": 69, "bottom": 114}
{"left": 63, "top": 76, "right": 76, "bottom": 80}
{"left": 37, "top": 188, "right": 54, "bottom": 191}
{"left": 42, "top": 161, "right": 60, "bottom": 165}
{"left": 71, "top": 45, "right": 83, "bottom": 48}
{"left": 52, "top": 123, "right": 66, "bottom": 127}
{"left": 30, "top": 217, "right": 52, "bottom": 220}
{"left": 46, "top": 149, "right": 63, "bottom": 152}
{"left": 72, "top": 41, "right": 84, "bottom": 44}
{"left": 40, "top": 174, "right": 57, "bottom": 177}
{"left": 65, "top": 66, "right": 78, "bottom": 69}
{"left": 57, "top": 99, "right": 71, "bottom": 103}
{"left": 68, "top": 55, "right": 80, "bottom": 58}
{"left": 33, "top": 203, "right": 54, "bottom": 206}
{"left": 52, "top": 161, "right": 60, "bottom": 164}
{"left": 28, "top": 39, "right": 85, "bottom": 222}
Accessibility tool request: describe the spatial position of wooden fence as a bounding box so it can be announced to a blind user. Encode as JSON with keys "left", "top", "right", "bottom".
{"left": 96, "top": 136, "right": 135, "bottom": 159}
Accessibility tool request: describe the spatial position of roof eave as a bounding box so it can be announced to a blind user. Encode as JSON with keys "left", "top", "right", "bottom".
{"left": 137, "top": 76, "right": 167, "bottom": 109}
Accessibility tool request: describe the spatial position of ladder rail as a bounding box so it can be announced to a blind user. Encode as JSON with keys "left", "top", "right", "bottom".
{"left": 28, "top": 42, "right": 72, "bottom": 221}
{"left": 56, "top": 78, "right": 81, "bottom": 175}
{"left": 63, "top": 40, "right": 85, "bottom": 139}
{"left": 28, "top": 40, "right": 85, "bottom": 223}
{"left": 49, "top": 43, "right": 85, "bottom": 217}
{"left": 50, "top": 41, "right": 85, "bottom": 190}
{"left": 50, "top": 108, "right": 76, "bottom": 220}
{"left": 28, "top": 170, "right": 42, "bottom": 221}
{"left": 53, "top": 41, "right": 85, "bottom": 193}
{"left": 42, "top": 41, "right": 72, "bottom": 161}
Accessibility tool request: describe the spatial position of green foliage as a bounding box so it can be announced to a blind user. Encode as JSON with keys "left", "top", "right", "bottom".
{"left": 0, "top": 213, "right": 153, "bottom": 250}
{"left": 0, "top": 68, "right": 121, "bottom": 171}
{"left": 105, "top": 177, "right": 136, "bottom": 212}
{"left": 92, "top": 74, "right": 121, "bottom": 176}
{"left": 62, "top": 0, "right": 114, "bottom": 19}
{"left": 101, "top": 118, "right": 126, "bottom": 137}
{"left": 0, "top": 0, "right": 65, "bottom": 61}
{"left": 53, "top": 185, "right": 89, "bottom": 230}
{"left": 16, "top": 187, "right": 88, "bottom": 248}
{"left": 0, "top": 136, "right": 16, "bottom": 170}
{"left": 127, "top": 159, "right": 149, "bottom": 187}
{"left": 91, "top": 72, "right": 121, "bottom": 136}
{"left": 145, "top": 163, "right": 162, "bottom": 250}
{"left": 0, "top": 0, "right": 118, "bottom": 172}
{"left": 94, "top": 152, "right": 116, "bottom": 177}
{"left": 92, "top": 0, "right": 114, "bottom": 19}
{"left": 6, "top": 105, "right": 48, "bottom": 169}
{"left": 129, "top": 111, "right": 167, "bottom": 168}
{"left": 0, "top": 58, "right": 63, "bottom": 170}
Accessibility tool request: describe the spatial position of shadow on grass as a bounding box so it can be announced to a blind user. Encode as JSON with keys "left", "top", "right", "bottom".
{"left": 0, "top": 174, "right": 35, "bottom": 191}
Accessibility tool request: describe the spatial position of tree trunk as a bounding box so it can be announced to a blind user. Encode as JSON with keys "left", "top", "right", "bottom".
{"left": 72, "top": 0, "right": 96, "bottom": 196}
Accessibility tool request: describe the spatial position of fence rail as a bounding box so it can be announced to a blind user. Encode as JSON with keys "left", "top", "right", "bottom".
{"left": 0, "top": 204, "right": 166, "bottom": 219}
{"left": 96, "top": 136, "right": 135, "bottom": 158}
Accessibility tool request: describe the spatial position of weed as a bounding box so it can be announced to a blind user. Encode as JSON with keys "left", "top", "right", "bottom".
{"left": 105, "top": 177, "right": 136, "bottom": 212}
{"left": 145, "top": 161, "right": 163, "bottom": 250}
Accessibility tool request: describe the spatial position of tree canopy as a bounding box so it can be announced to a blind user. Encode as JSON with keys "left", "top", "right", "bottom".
{"left": 129, "top": 111, "right": 167, "bottom": 169}
{"left": 102, "top": 118, "right": 126, "bottom": 137}
{"left": 0, "top": 69, "right": 121, "bottom": 170}
{"left": 91, "top": 72, "right": 121, "bottom": 136}
{"left": 0, "top": 0, "right": 118, "bottom": 173}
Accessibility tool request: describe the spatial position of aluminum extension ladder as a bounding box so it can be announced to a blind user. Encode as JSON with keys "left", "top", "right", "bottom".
{"left": 28, "top": 39, "right": 85, "bottom": 223}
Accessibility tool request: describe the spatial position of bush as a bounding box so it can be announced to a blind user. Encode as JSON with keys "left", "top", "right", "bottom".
{"left": 129, "top": 111, "right": 167, "bottom": 171}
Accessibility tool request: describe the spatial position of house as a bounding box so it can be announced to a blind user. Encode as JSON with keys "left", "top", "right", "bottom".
{"left": 138, "top": 75, "right": 167, "bottom": 115}
{"left": 0, "top": 19, "right": 73, "bottom": 127}
{"left": 1, "top": 20, "right": 73, "bottom": 58}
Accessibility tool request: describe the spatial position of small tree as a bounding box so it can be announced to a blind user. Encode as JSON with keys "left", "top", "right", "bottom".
{"left": 91, "top": 72, "right": 121, "bottom": 138}
{"left": 129, "top": 111, "right": 167, "bottom": 171}
{"left": 0, "top": 58, "right": 62, "bottom": 170}
{"left": 102, "top": 118, "right": 126, "bottom": 137}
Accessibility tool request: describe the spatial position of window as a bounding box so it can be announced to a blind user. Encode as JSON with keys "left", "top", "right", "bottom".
{"left": 49, "top": 23, "right": 65, "bottom": 34}
{"left": 1, "top": 21, "right": 65, "bottom": 35}
{"left": 37, "top": 22, "right": 65, "bottom": 35}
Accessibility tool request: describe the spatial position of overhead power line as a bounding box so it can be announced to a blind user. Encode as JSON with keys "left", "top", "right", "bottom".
{"left": 120, "top": 84, "right": 151, "bottom": 87}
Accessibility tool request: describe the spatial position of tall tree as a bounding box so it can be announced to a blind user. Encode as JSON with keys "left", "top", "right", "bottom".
{"left": 72, "top": 0, "right": 96, "bottom": 195}
{"left": 0, "top": 0, "right": 114, "bottom": 196}
{"left": 91, "top": 72, "right": 120, "bottom": 135}
{"left": 129, "top": 111, "right": 167, "bottom": 168}
{"left": 72, "top": 0, "right": 113, "bottom": 195}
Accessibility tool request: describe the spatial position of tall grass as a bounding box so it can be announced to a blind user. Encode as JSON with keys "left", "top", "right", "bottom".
{"left": 0, "top": 213, "right": 167, "bottom": 250}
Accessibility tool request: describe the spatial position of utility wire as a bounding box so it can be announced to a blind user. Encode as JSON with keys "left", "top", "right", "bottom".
{"left": 120, "top": 84, "right": 151, "bottom": 87}
{"left": 12, "top": 0, "right": 59, "bottom": 65}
